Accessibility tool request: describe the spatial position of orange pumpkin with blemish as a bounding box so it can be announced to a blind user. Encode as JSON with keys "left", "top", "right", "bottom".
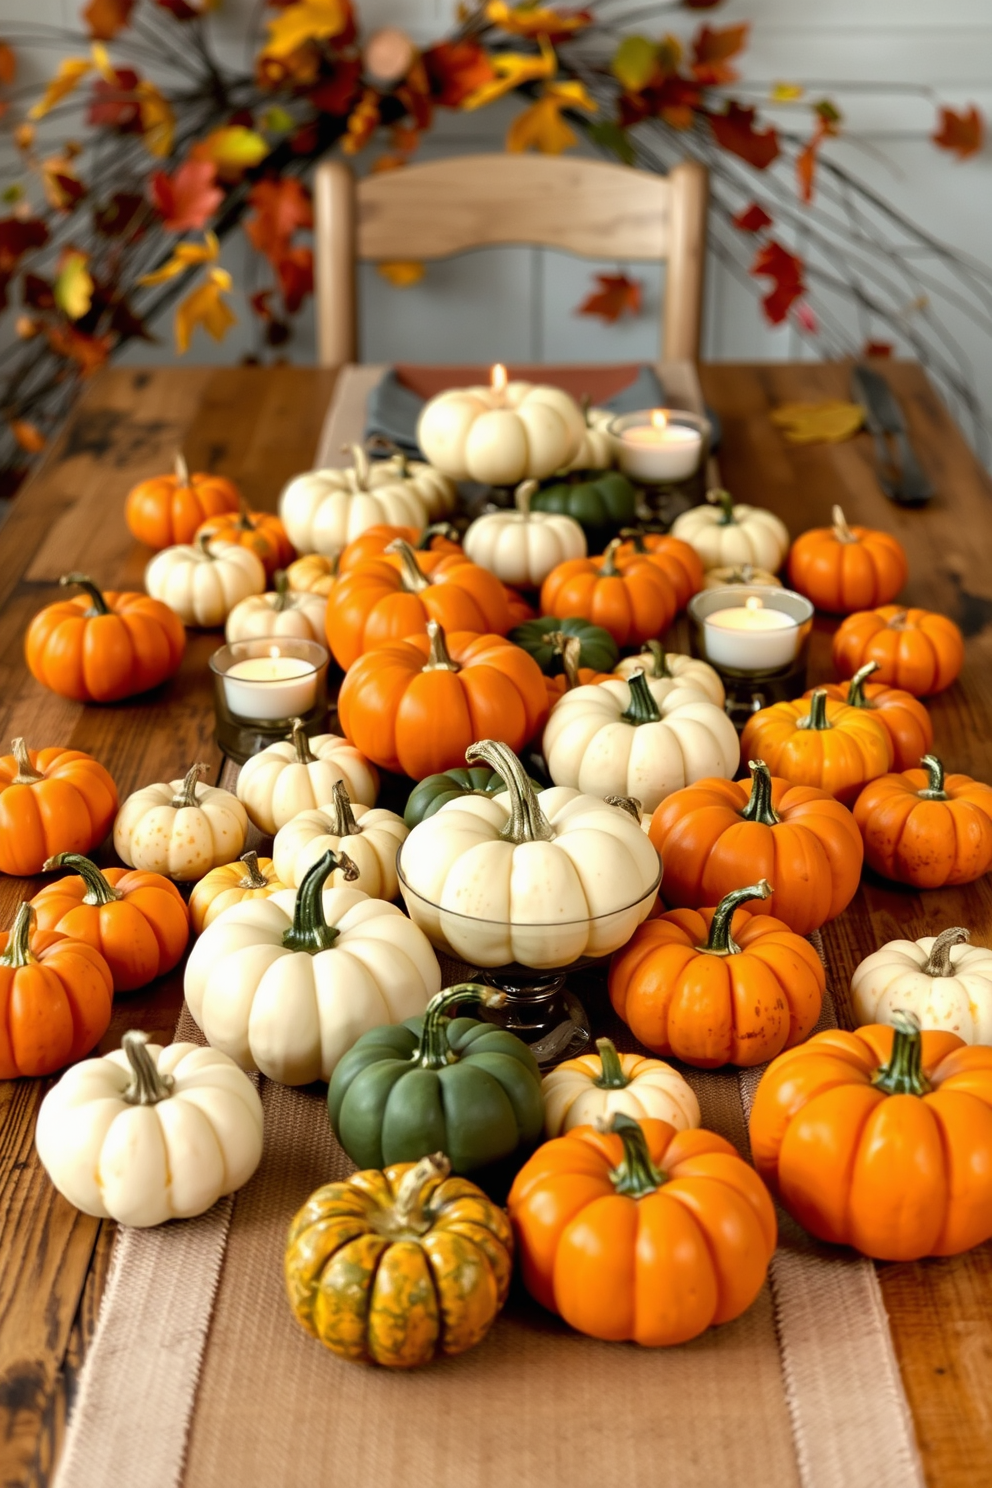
{"left": 195, "top": 503, "right": 294, "bottom": 579}
{"left": 853, "top": 753, "right": 992, "bottom": 887}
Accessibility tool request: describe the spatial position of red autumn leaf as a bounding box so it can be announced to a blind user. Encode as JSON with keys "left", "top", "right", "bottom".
{"left": 245, "top": 177, "right": 312, "bottom": 263}
{"left": 710, "top": 103, "right": 779, "bottom": 169}
{"left": 87, "top": 69, "right": 143, "bottom": 131}
{"left": 750, "top": 240, "right": 805, "bottom": 325}
{"left": 276, "top": 245, "right": 313, "bottom": 313}
{"left": 932, "top": 105, "right": 984, "bottom": 160}
{"left": 251, "top": 289, "right": 275, "bottom": 320}
{"left": 23, "top": 273, "right": 55, "bottom": 310}
{"left": 863, "top": 340, "right": 893, "bottom": 358}
{"left": 46, "top": 324, "right": 114, "bottom": 376}
{"left": 290, "top": 120, "right": 320, "bottom": 155}
{"left": 150, "top": 160, "right": 223, "bottom": 232}
{"left": 110, "top": 297, "right": 155, "bottom": 341}
{"left": 797, "top": 138, "right": 817, "bottom": 203}
{"left": 94, "top": 191, "right": 147, "bottom": 238}
{"left": 682, "top": 0, "right": 724, "bottom": 8}
{"left": 310, "top": 60, "right": 363, "bottom": 117}
{"left": 0, "top": 216, "right": 49, "bottom": 270}
{"left": 576, "top": 272, "right": 642, "bottom": 323}
{"left": 423, "top": 40, "right": 495, "bottom": 108}
{"left": 691, "top": 23, "right": 748, "bottom": 85}
{"left": 155, "top": 0, "right": 198, "bottom": 18}
{"left": 0, "top": 42, "right": 15, "bottom": 84}
{"left": 11, "top": 419, "right": 46, "bottom": 453}
{"left": 83, "top": 0, "right": 134, "bottom": 38}
{"left": 733, "top": 202, "right": 772, "bottom": 232}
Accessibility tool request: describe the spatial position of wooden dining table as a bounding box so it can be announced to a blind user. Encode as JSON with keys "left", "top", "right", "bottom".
{"left": 1, "top": 359, "right": 990, "bottom": 1488}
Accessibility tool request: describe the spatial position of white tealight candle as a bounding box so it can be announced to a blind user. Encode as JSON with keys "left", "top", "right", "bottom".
{"left": 704, "top": 596, "right": 799, "bottom": 672}
{"left": 618, "top": 411, "right": 702, "bottom": 482}
{"left": 223, "top": 651, "right": 318, "bottom": 721}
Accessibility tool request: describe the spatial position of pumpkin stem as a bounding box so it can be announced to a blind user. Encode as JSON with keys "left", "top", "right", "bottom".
{"left": 740, "top": 761, "right": 781, "bottom": 826}
{"left": 918, "top": 753, "right": 948, "bottom": 800}
{"left": 290, "top": 718, "right": 317, "bottom": 765}
{"left": 121, "top": 1031, "right": 174, "bottom": 1107}
{"left": 344, "top": 443, "right": 371, "bottom": 491}
{"left": 234, "top": 497, "right": 257, "bottom": 533}
{"left": 543, "top": 632, "right": 582, "bottom": 690}
{"left": 887, "top": 610, "right": 909, "bottom": 630}
{"left": 621, "top": 670, "right": 662, "bottom": 727}
{"left": 325, "top": 780, "right": 361, "bottom": 838}
{"left": 872, "top": 1012, "right": 930, "bottom": 1097}
{"left": 797, "top": 689, "right": 831, "bottom": 732}
{"left": 707, "top": 489, "right": 736, "bottom": 526}
{"left": 922, "top": 927, "right": 970, "bottom": 978}
{"left": 618, "top": 527, "right": 648, "bottom": 554}
{"left": 599, "top": 538, "right": 622, "bottom": 578}
{"left": 417, "top": 523, "right": 458, "bottom": 551}
{"left": 465, "top": 740, "right": 555, "bottom": 844}
{"left": 171, "top": 763, "right": 207, "bottom": 810}
{"left": 43, "top": 853, "right": 122, "bottom": 906}
{"left": 641, "top": 640, "right": 669, "bottom": 679}
{"left": 237, "top": 850, "right": 270, "bottom": 890}
{"left": 593, "top": 1037, "right": 630, "bottom": 1090}
{"left": 60, "top": 574, "right": 111, "bottom": 617}
{"left": 422, "top": 620, "right": 460, "bottom": 673}
{"left": 844, "top": 662, "right": 879, "bottom": 709}
{"left": 515, "top": 479, "right": 538, "bottom": 518}
{"left": 196, "top": 530, "right": 216, "bottom": 557}
{"left": 365, "top": 434, "right": 407, "bottom": 474}
{"left": 597, "top": 1112, "right": 665, "bottom": 1198}
{"left": 832, "top": 505, "right": 856, "bottom": 544}
{"left": 9, "top": 738, "right": 44, "bottom": 786}
{"left": 605, "top": 795, "right": 642, "bottom": 822}
{"left": 174, "top": 452, "right": 190, "bottom": 487}
{"left": 700, "top": 880, "right": 772, "bottom": 957}
{"left": 281, "top": 848, "right": 360, "bottom": 953}
{"left": 728, "top": 565, "right": 756, "bottom": 584}
{"left": 272, "top": 571, "right": 290, "bottom": 611}
{"left": 413, "top": 983, "right": 506, "bottom": 1070}
{"left": 385, "top": 539, "right": 431, "bottom": 594}
{"left": 0, "top": 903, "right": 37, "bottom": 969}
{"left": 389, "top": 1152, "right": 450, "bottom": 1235}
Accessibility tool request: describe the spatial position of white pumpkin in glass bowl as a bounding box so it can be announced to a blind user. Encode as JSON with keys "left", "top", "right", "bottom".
{"left": 612, "top": 639, "right": 724, "bottom": 708}
{"left": 113, "top": 763, "right": 248, "bottom": 881}
{"left": 224, "top": 571, "right": 326, "bottom": 644}
{"left": 279, "top": 446, "right": 450, "bottom": 558}
{"left": 542, "top": 669, "right": 739, "bottom": 814}
{"left": 851, "top": 927, "right": 992, "bottom": 1043}
{"left": 236, "top": 717, "right": 378, "bottom": 835}
{"left": 145, "top": 535, "right": 266, "bottom": 627}
{"left": 462, "top": 481, "right": 586, "bottom": 589}
{"left": 670, "top": 489, "right": 790, "bottom": 573}
{"left": 273, "top": 781, "right": 408, "bottom": 898}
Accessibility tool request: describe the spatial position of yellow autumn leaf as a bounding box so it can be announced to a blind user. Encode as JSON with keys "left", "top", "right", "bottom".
{"left": 193, "top": 125, "right": 269, "bottom": 173}
{"left": 175, "top": 267, "right": 236, "bottom": 354}
{"left": 461, "top": 36, "right": 557, "bottom": 110}
{"left": 377, "top": 261, "right": 425, "bottom": 287}
{"left": 263, "top": 0, "right": 348, "bottom": 60}
{"left": 28, "top": 58, "right": 91, "bottom": 120}
{"left": 506, "top": 80, "right": 596, "bottom": 154}
{"left": 54, "top": 251, "right": 93, "bottom": 320}
{"left": 137, "top": 81, "right": 175, "bottom": 158}
{"left": 770, "top": 82, "right": 804, "bottom": 103}
{"left": 90, "top": 43, "right": 116, "bottom": 84}
{"left": 139, "top": 231, "right": 220, "bottom": 286}
{"left": 485, "top": 0, "right": 589, "bottom": 37}
{"left": 769, "top": 400, "right": 863, "bottom": 445}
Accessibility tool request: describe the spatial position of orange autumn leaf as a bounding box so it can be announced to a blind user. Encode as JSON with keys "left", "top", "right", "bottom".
{"left": 377, "top": 260, "right": 425, "bottom": 287}
{"left": 577, "top": 272, "right": 642, "bottom": 323}
{"left": 691, "top": 23, "right": 748, "bottom": 85}
{"left": 709, "top": 102, "right": 779, "bottom": 169}
{"left": 83, "top": 0, "right": 135, "bottom": 39}
{"left": 46, "top": 323, "right": 113, "bottom": 375}
{"left": 796, "top": 101, "right": 841, "bottom": 203}
{"left": 342, "top": 89, "right": 380, "bottom": 153}
{"left": 136, "top": 80, "right": 175, "bottom": 157}
{"left": 0, "top": 42, "right": 15, "bottom": 85}
{"left": 422, "top": 40, "right": 495, "bottom": 108}
{"left": 40, "top": 155, "right": 87, "bottom": 212}
{"left": 245, "top": 177, "right": 312, "bottom": 261}
{"left": 932, "top": 104, "right": 984, "bottom": 160}
{"left": 485, "top": 0, "right": 591, "bottom": 43}
{"left": 460, "top": 37, "right": 556, "bottom": 111}
{"left": 150, "top": 159, "right": 222, "bottom": 231}
{"left": 263, "top": 0, "right": 349, "bottom": 60}
{"left": 139, "top": 230, "right": 220, "bottom": 285}
{"left": 10, "top": 419, "right": 45, "bottom": 453}
{"left": 29, "top": 58, "right": 91, "bottom": 120}
{"left": 175, "top": 266, "right": 236, "bottom": 352}
{"left": 506, "top": 80, "right": 596, "bottom": 155}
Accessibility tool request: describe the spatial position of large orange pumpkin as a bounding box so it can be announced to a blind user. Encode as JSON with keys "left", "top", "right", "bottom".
{"left": 0, "top": 903, "right": 114, "bottom": 1079}
{"left": 194, "top": 502, "right": 295, "bottom": 579}
{"left": 539, "top": 539, "right": 681, "bottom": 649}
{"left": 787, "top": 505, "right": 907, "bottom": 614}
{"left": 338, "top": 522, "right": 461, "bottom": 575}
{"left": 853, "top": 753, "right": 992, "bottom": 887}
{"left": 608, "top": 881, "right": 825, "bottom": 1067}
{"left": 0, "top": 738, "right": 118, "bottom": 877}
{"left": 814, "top": 661, "right": 932, "bottom": 772}
{"left": 739, "top": 687, "right": 892, "bottom": 805}
{"left": 338, "top": 621, "right": 548, "bottom": 779}
{"left": 749, "top": 1016, "right": 992, "bottom": 1260}
{"left": 31, "top": 853, "right": 189, "bottom": 993}
{"left": 26, "top": 574, "right": 186, "bottom": 703}
{"left": 124, "top": 454, "right": 241, "bottom": 550}
{"left": 648, "top": 759, "right": 863, "bottom": 935}
{"left": 832, "top": 605, "right": 964, "bottom": 697}
{"left": 613, "top": 530, "right": 704, "bottom": 609}
{"left": 507, "top": 1113, "right": 776, "bottom": 1346}
{"left": 325, "top": 540, "right": 511, "bottom": 669}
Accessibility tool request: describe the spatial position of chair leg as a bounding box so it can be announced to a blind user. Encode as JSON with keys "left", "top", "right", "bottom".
{"left": 314, "top": 159, "right": 357, "bottom": 367}
{"left": 663, "top": 160, "right": 708, "bottom": 365}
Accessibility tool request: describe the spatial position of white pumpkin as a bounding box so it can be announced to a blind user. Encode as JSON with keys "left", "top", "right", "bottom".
{"left": 278, "top": 445, "right": 450, "bottom": 558}
{"left": 542, "top": 1037, "right": 700, "bottom": 1137}
{"left": 397, "top": 739, "right": 660, "bottom": 969}
{"left": 462, "top": 480, "right": 586, "bottom": 589}
{"left": 564, "top": 405, "right": 619, "bottom": 472}
{"left": 236, "top": 718, "right": 378, "bottom": 835}
{"left": 670, "top": 489, "right": 790, "bottom": 572}
{"left": 183, "top": 851, "right": 440, "bottom": 1084}
{"left": 703, "top": 563, "right": 782, "bottom": 590}
{"left": 224, "top": 571, "right": 327, "bottom": 643}
{"left": 272, "top": 780, "right": 408, "bottom": 898}
{"left": 145, "top": 535, "right": 265, "bottom": 627}
{"left": 851, "top": 928, "right": 992, "bottom": 1043}
{"left": 612, "top": 639, "right": 725, "bottom": 708}
{"left": 113, "top": 763, "right": 248, "bottom": 882}
{"left": 370, "top": 449, "right": 457, "bottom": 519}
{"left": 35, "top": 1032, "right": 263, "bottom": 1227}
{"left": 417, "top": 366, "right": 585, "bottom": 486}
{"left": 542, "top": 670, "right": 739, "bottom": 815}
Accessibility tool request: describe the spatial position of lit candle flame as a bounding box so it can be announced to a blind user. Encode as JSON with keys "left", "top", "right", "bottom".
{"left": 744, "top": 596, "right": 765, "bottom": 613}
{"left": 491, "top": 363, "right": 508, "bottom": 397}
{"left": 650, "top": 409, "right": 668, "bottom": 431}
{"left": 267, "top": 645, "right": 282, "bottom": 659}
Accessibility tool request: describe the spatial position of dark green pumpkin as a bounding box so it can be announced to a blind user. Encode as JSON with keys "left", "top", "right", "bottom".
{"left": 404, "top": 766, "right": 540, "bottom": 828}
{"left": 328, "top": 984, "right": 544, "bottom": 1173}
{"left": 531, "top": 470, "right": 637, "bottom": 532}
{"left": 508, "top": 615, "right": 619, "bottom": 676}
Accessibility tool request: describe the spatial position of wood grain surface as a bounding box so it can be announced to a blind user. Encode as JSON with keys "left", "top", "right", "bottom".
{"left": 0, "top": 359, "right": 989, "bottom": 1488}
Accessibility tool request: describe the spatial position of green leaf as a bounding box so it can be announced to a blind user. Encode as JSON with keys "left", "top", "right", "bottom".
{"left": 587, "top": 119, "right": 635, "bottom": 165}
{"left": 610, "top": 35, "right": 657, "bottom": 92}
{"left": 261, "top": 105, "right": 295, "bottom": 134}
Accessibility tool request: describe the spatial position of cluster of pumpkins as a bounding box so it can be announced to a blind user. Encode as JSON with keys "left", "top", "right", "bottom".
{"left": 5, "top": 416, "right": 992, "bottom": 1371}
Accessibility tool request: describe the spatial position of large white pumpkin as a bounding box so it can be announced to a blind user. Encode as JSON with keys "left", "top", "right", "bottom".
{"left": 224, "top": 572, "right": 327, "bottom": 643}
{"left": 183, "top": 851, "right": 440, "bottom": 1084}
{"left": 145, "top": 536, "right": 265, "bottom": 627}
{"left": 462, "top": 481, "right": 586, "bottom": 588}
{"left": 670, "top": 489, "right": 790, "bottom": 572}
{"left": 397, "top": 739, "right": 660, "bottom": 968}
{"left": 542, "top": 671, "right": 739, "bottom": 814}
{"left": 541, "top": 1037, "right": 700, "bottom": 1137}
{"left": 278, "top": 446, "right": 453, "bottom": 558}
{"left": 236, "top": 719, "right": 378, "bottom": 835}
{"left": 417, "top": 367, "right": 585, "bottom": 486}
{"left": 272, "top": 781, "right": 408, "bottom": 898}
{"left": 35, "top": 1032, "right": 263, "bottom": 1227}
{"left": 612, "top": 639, "right": 725, "bottom": 708}
{"left": 851, "top": 928, "right": 992, "bottom": 1043}
{"left": 113, "top": 763, "right": 248, "bottom": 882}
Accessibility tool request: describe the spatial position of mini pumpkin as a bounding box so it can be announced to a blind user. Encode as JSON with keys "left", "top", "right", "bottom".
{"left": 403, "top": 765, "right": 540, "bottom": 829}
{"left": 224, "top": 571, "right": 326, "bottom": 643}
{"left": 272, "top": 781, "right": 408, "bottom": 897}
{"left": 563, "top": 402, "right": 619, "bottom": 471}
{"left": 670, "top": 489, "right": 790, "bottom": 573}
{"left": 189, "top": 851, "right": 286, "bottom": 935}
{"left": 814, "top": 661, "right": 933, "bottom": 771}
{"left": 539, "top": 538, "right": 682, "bottom": 649}
{"left": 195, "top": 502, "right": 294, "bottom": 579}
{"left": 787, "top": 505, "right": 908, "bottom": 613}
{"left": 0, "top": 738, "right": 118, "bottom": 877}
{"left": 417, "top": 371, "right": 585, "bottom": 485}
{"left": 145, "top": 535, "right": 266, "bottom": 628}
{"left": 508, "top": 614, "right": 619, "bottom": 677}
{"left": 612, "top": 639, "right": 724, "bottom": 707}
{"left": 541, "top": 1037, "right": 700, "bottom": 1137}
{"left": 739, "top": 687, "right": 892, "bottom": 805}
{"left": 703, "top": 563, "right": 781, "bottom": 590}
{"left": 612, "top": 530, "right": 704, "bottom": 609}
{"left": 235, "top": 718, "right": 378, "bottom": 835}
{"left": 124, "top": 453, "right": 241, "bottom": 550}
{"left": 0, "top": 903, "right": 113, "bottom": 1078}
{"left": 112, "top": 763, "right": 248, "bottom": 882}
{"left": 278, "top": 445, "right": 446, "bottom": 558}
{"left": 832, "top": 605, "right": 965, "bottom": 697}
{"left": 286, "top": 553, "right": 337, "bottom": 596}
{"left": 529, "top": 470, "right": 638, "bottom": 536}
{"left": 851, "top": 927, "right": 992, "bottom": 1044}
{"left": 853, "top": 753, "right": 992, "bottom": 887}
{"left": 337, "top": 521, "right": 460, "bottom": 574}
{"left": 463, "top": 480, "right": 587, "bottom": 588}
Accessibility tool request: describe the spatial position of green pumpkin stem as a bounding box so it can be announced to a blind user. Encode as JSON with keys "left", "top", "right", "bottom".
{"left": 171, "top": 763, "right": 206, "bottom": 810}
{"left": 121, "top": 1031, "right": 175, "bottom": 1107}
{"left": 622, "top": 670, "right": 662, "bottom": 726}
{"left": 385, "top": 539, "right": 431, "bottom": 594}
{"left": 417, "top": 523, "right": 458, "bottom": 550}
{"left": 872, "top": 1012, "right": 930, "bottom": 1097}
{"left": 605, "top": 795, "right": 642, "bottom": 822}
{"left": 60, "top": 573, "right": 111, "bottom": 617}
{"left": 273, "top": 571, "right": 290, "bottom": 611}
{"left": 598, "top": 1112, "right": 665, "bottom": 1198}
{"left": 599, "top": 538, "right": 623, "bottom": 578}
{"left": 290, "top": 718, "right": 317, "bottom": 765}
{"left": 0, "top": 903, "right": 36, "bottom": 968}
{"left": 918, "top": 753, "right": 948, "bottom": 800}
{"left": 641, "top": 640, "right": 669, "bottom": 679}
{"left": 413, "top": 983, "right": 506, "bottom": 1070}
{"left": 391, "top": 1152, "right": 450, "bottom": 1234}
{"left": 740, "top": 761, "right": 781, "bottom": 826}
{"left": 9, "top": 738, "right": 43, "bottom": 786}
{"left": 234, "top": 496, "right": 257, "bottom": 532}
{"left": 594, "top": 1038, "right": 630, "bottom": 1090}
{"left": 465, "top": 740, "right": 555, "bottom": 844}
{"left": 325, "top": 780, "right": 361, "bottom": 838}
{"left": 618, "top": 527, "right": 648, "bottom": 554}
{"left": 844, "top": 662, "right": 879, "bottom": 709}
{"left": 43, "top": 853, "right": 122, "bottom": 906}
{"left": 422, "top": 620, "right": 460, "bottom": 673}
{"left": 707, "top": 489, "right": 736, "bottom": 526}
{"left": 922, "top": 927, "right": 970, "bottom": 978}
{"left": 700, "top": 880, "right": 772, "bottom": 956}
{"left": 798, "top": 689, "right": 832, "bottom": 732}
{"left": 281, "top": 849, "right": 360, "bottom": 953}
{"left": 238, "top": 851, "right": 270, "bottom": 889}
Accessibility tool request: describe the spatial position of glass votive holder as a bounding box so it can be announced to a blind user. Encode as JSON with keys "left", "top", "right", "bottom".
{"left": 209, "top": 637, "right": 329, "bottom": 763}
{"left": 609, "top": 409, "right": 711, "bottom": 527}
{"left": 688, "top": 586, "right": 814, "bottom": 728}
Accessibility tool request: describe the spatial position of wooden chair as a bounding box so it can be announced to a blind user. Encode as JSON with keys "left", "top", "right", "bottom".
{"left": 313, "top": 153, "right": 709, "bottom": 367}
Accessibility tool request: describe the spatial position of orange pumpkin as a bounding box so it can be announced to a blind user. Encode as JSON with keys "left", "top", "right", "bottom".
{"left": 739, "top": 687, "right": 892, "bottom": 805}
{"left": 0, "top": 903, "right": 114, "bottom": 1079}
{"left": 325, "top": 540, "right": 511, "bottom": 670}
{"left": 539, "top": 539, "right": 681, "bottom": 649}
{"left": 286, "top": 553, "right": 337, "bottom": 596}
{"left": 614, "top": 530, "right": 705, "bottom": 609}
{"left": 0, "top": 738, "right": 118, "bottom": 877}
{"left": 26, "top": 574, "right": 186, "bottom": 703}
{"left": 194, "top": 502, "right": 295, "bottom": 579}
{"left": 648, "top": 759, "right": 863, "bottom": 936}
{"left": 608, "top": 881, "right": 825, "bottom": 1067}
{"left": 125, "top": 453, "right": 241, "bottom": 550}
{"left": 507, "top": 1113, "right": 776, "bottom": 1346}
{"left": 338, "top": 621, "right": 548, "bottom": 779}
{"left": 188, "top": 851, "right": 286, "bottom": 934}
{"left": 787, "top": 505, "right": 907, "bottom": 614}
{"left": 813, "top": 661, "right": 932, "bottom": 771}
{"left": 749, "top": 1016, "right": 992, "bottom": 1260}
{"left": 832, "top": 605, "right": 964, "bottom": 697}
{"left": 853, "top": 753, "right": 992, "bottom": 887}
{"left": 31, "top": 853, "right": 189, "bottom": 993}
{"left": 338, "top": 522, "right": 461, "bottom": 575}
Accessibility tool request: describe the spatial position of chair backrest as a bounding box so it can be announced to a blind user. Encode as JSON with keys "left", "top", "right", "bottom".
{"left": 314, "top": 153, "right": 708, "bottom": 367}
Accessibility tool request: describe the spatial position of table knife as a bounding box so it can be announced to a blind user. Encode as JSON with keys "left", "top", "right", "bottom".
{"left": 851, "top": 364, "right": 933, "bottom": 506}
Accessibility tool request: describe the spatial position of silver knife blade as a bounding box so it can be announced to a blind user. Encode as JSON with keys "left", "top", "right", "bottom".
{"left": 851, "top": 365, "right": 933, "bottom": 505}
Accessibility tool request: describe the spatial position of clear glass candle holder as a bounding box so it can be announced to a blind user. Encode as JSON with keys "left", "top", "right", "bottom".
{"left": 210, "top": 637, "right": 329, "bottom": 763}
{"left": 688, "top": 585, "right": 814, "bottom": 728}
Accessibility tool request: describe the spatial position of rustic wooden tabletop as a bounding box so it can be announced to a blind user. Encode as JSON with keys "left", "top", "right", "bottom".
{"left": 0, "top": 360, "right": 989, "bottom": 1488}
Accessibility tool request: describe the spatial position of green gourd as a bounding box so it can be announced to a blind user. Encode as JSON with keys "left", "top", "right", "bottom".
{"left": 404, "top": 766, "right": 540, "bottom": 829}
{"left": 531, "top": 471, "right": 638, "bottom": 533}
{"left": 508, "top": 615, "right": 619, "bottom": 676}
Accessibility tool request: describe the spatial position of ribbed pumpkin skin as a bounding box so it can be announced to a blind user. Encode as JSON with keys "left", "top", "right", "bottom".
{"left": 338, "top": 524, "right": 461, "bottom": 574}
{"left": 853, "top": 763, "right": 992, "bottom": 887}
{"left": 832, "top": 606, "right": 964, "bottom": 696}
{"left": 613, "top": 534, "right": 704, "bottom": 609}
{"left": 815, "top": 678, "right": 933, "bottom": 771}
{"left": 739, "top": 694, "right": 892, "bottom": 805}
{"left": 194, "top": 509, "right": 295, "bottom": 579}
{"left": 0, "top": 745, "right": 118, "bottom": 877}
{"left": 284, "top": 1163, "right": 513, "bottom": 1368}
{"left": 0, "top": 923, "right": 113, "bottom": 1078}
{"left": 540, "top": 550, "right": 680, "bottom": 649}
{"left": 125, "top": 469, "right": 240, "bottom": 550}
{"left": 25, "top": 590, "right": 186, "bottom": 703}
{"left": 788, "top": 522, "right": 907, "bottom": 614}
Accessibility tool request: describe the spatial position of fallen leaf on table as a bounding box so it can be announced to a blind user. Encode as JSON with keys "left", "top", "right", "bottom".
{"left": 377, "top": 260, "right": 425, "bottom": 287}
{"left": 576, "top": 272, "right": 642, "bottom": 323}
{"left": 770, "top": 400, "right": 863, "bottom": 445}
